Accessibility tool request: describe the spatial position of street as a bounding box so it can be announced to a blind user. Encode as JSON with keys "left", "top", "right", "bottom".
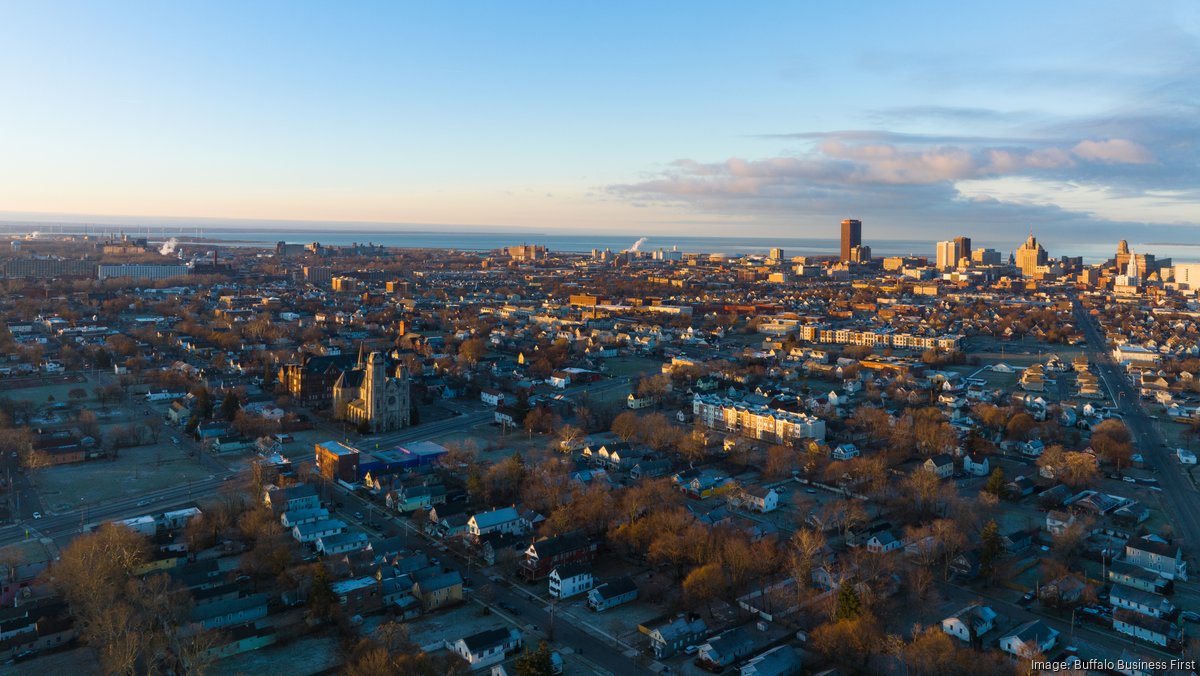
{"left": 1073, "top": 301, "right": 1200, "bottom": 551}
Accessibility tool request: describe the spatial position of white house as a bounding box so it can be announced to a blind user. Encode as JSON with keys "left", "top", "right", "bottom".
{"left": 1125, "top": 534, "right": 1188, "bottom": 580}
{"left": 468, "top": 507, "right": 523, "bottom": 538}
{"left": 279, "top": 506, "right": 330, "bottom": 528}
{"left": 588, "top": 576, "right": 638, "bottom": 612}
{"left": 999, "top": 620, "right": 1058, "bottom": 658}
{"left": 866, "top": 530, "right": 902, "bottom": 554}
{"left": 627, "top": 393, "right": 655, "bottom": 409}
{"left": 832, "top": 444, "right": 859, "bottom": 461}
{"left": 548, "top": 562, "right": 593, "bottom": 599}
{"left": 962, "top": 454, "right": 990, "bottom": 477}
{"left": 316, "top": 531, "right": 369, "bottom": 556}
{"left": 480, "top": 389, "right": 505, "bottom": 407}
{"left": 923, "top": 454, "right": 955, "bottom": 479}
{"left": 292, "top": 518, "right": 345, "bottom": 544}
{"left": 940, "top": 604, "right": 997, "bottom": 643}
{"left": 1113, "top": 609, "right": 1183, "bottom": 649}
{"left": 742, "top": 486, "right": 780, "bottom": 513}
{"left": 1110, "top": 584, "right": 1175, "bottom": 619}
{"left": 452, "top": 627, "right": 522, "bottom": 669}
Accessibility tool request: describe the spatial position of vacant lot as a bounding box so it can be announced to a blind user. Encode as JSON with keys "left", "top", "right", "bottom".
{"left": 603, "top": 356, "right": 662, "bottom": 380}
{"left": 34, "top": 438, "right": 210, "bottom": 513}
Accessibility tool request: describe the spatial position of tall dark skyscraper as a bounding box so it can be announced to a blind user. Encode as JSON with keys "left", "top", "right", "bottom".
{"left": 840, "top": 219, "right": 862, "bottom": 262}
{"left": 953, "top": 236, "right": 972, "bottom": 262}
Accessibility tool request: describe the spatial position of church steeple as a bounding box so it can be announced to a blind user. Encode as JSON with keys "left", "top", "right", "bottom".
{"left": 356, "top": 342, "right": 366, "bottom": 369}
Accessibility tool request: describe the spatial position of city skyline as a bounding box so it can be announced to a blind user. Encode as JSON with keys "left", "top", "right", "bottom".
{"left": 1, "top": 2, "right": 1198, "bottom": 242}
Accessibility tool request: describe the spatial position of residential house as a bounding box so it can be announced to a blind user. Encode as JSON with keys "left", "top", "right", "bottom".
{"left": 697, "top": 627, "right": 755, "bottom": 669}
{"left": 673, "top": 468, "right": 731, "bottom": 499}
{"left": 1113, "top": 609, "right": 1184, "bottom": 650}
{"left": 452, "top": 627, "right": 523, "bottom": 669}
{"left": 190, "top": 594, "right": 269, "bottom": 631}
{"left": 941, "top": 604, "right": 997, "bottom": 644}
{"left": 949, "top": 552, "right": 981, "bottom": 579}
{"left": 480, "top": 389, "right": 506, "bottom": 407}
{"left": 742, "top": 486, "right": 780, "bottom": 513}
{"left": 831, "top": 443, "right": 859, "bottom": 461}
{"left": 519, "top": 531, "right": 597, "bottom": 581}
{"left": 588, "top": 576, "right": 639, "bottom": 612}
{"left": 280, "top": 507, "right": 329, "bottom": 529}
{"left": 1045, "top": 510, "right": 1076, "bottom": 536}
{"left": 549, "top": 562, "right": 593, "bottom": 599}
{"left": 1111, "top": 585, "right": 1175, "bottom": 620}
{"left": 1040, "top": 575, "right": 1087, "bottom": 608}
{"left": 468, "top": 507, "right": 523, "bottom": 539}
{"left": 740, "top": 644, "right": 802, "bottom": 676}
{"left": 1125, "top": 534, "right": 1187, "bottom": 580}
{"left": 865, "top": 529, "right": 902, "bottom": 554}
{"left": 316, "top": 531, "right": 369, "bottom": 556}
{"left": 329, "top": 577, "right": 383, "bottom": 618}
{"left": 998, "top": 620, "right": 1058, "bottom": 658}
{"left": 1037, "top": 484, "right": 1073, "bottom": 510}
{"left": 264, "top": 483, "right": 320, "bottom": 515}
{"left": 412, "top": 569, "right": 464, "bottom": 611}
{"left": 1006, "top": 475, "right": 1036, "bottom": 499}
{"left": 630, "top": 459, "right": 672, "bottom": 480}
{"left": 292, "top": 519, "right": 345, "bottom": 544}
{"left": 643, "top": 615, "right": 708, "bottom": 659}
{"left": 1001, "top": 528, "right": 1035, "bottom": 554}
{"left": 923, "top": 454, "right": 955, "bottom": 479}
{"left": 1108, "top": 560, "right": 1172, "bottom": 595}
{"left": 962, "top": 454, "right": 990, "bottom": 477}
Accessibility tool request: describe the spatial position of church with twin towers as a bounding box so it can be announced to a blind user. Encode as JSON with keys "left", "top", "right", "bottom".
{"left": 332, "top": 346, "right": 412, "bottom": 434}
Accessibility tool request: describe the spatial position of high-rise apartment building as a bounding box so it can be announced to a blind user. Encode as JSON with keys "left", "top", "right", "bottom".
{"left": 840, "top": 219, "right": 862, "bottom": 262}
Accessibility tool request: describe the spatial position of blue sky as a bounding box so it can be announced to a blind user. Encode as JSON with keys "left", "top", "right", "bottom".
{"left": 0, "top": 1, "right": 1197, "bottom": 243}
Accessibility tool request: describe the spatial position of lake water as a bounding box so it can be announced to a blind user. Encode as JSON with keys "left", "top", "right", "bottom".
{"left": 5, "top": 223, "right": 1199, "bottom": 264}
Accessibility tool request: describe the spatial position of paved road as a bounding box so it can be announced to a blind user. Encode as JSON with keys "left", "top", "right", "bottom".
{"left": 1074, "top": 301, "right": 1200, "bottom": 552}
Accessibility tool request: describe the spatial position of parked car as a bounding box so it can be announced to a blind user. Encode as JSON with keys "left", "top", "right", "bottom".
{"left": 1181, "top": 611, "right": 1200, "bottom": 623}
{"left": 1020, "top": 591, "right": 1036, "bottom": 605}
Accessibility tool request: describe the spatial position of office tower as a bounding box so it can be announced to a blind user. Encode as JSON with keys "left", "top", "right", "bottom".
{"left": 1015, "top": 234, "right": 1049, "bottom": 277}
{"left": 849, "top": 245, "right": 871, "bottom": 264}
{"left": 1116, "top": 239, "right": 1131, "bottom": 271}
{"left": 840, "top": 219, "right": 862, "bottom": 262}
{"left": 954, "top": 236, "right": 971, "bottom": 262}
{"left": 769, "top": 247, "right": 784, "bottom": 261}
{"left": 936, "top": 240, "right": 958, "bottom": 270}
{"left": 971, "top": 248, "right": 1002, "bottom": 266}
